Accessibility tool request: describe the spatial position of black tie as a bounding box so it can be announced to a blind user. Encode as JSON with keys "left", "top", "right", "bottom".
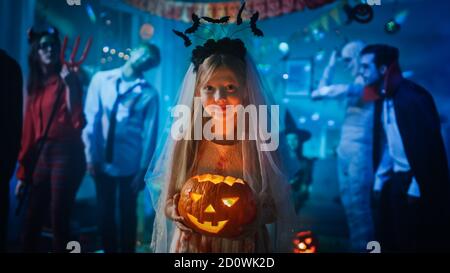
{"left": 105, "top": 78, "right": 141, "bottom": 163}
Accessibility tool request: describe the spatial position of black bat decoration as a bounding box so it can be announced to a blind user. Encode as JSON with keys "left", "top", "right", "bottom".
{"left": 201, "top": 16, "right": 230, "bottom": 24}
{"left": 236, "top": 2, "right": 246, "bottom": 25}
{"left": 250, "top": 12, "right": 264, "bottom": 37}
{"left": 172, "top": 29, "right": 192, "bottom": 47}
{"left": 185, "top": 13, "right": 201, "bottom": 34}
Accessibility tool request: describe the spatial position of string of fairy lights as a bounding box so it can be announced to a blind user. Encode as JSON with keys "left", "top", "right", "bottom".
{"left": 100, "top": 46, "right": 131, "bottom": 64}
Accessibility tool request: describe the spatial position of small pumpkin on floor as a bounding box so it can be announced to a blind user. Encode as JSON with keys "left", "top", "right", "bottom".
{"left": 293, "top": 230, "right": 318, "bottom": 253}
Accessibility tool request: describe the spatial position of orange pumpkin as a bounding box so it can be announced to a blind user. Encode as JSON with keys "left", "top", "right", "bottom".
{"left": 177, "top": 174, "right": 257, "bottom": 238}
{"left": 293, "top": 230, "right": 318, "bottom": 253}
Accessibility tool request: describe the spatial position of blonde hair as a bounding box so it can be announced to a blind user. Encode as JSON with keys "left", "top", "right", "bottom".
{"left": 195, "top": 54, "right": 246, "bottom": 96}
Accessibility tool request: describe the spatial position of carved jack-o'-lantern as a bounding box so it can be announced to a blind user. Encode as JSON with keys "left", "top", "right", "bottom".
{"left": 293, "top": 231, "right": 318, "bottom": 253}
{"left": 178, "top": 174, "right": 257, "bottom": 238}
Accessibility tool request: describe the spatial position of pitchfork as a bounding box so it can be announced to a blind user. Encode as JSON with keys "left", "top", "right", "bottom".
{"left": 60, "top": 36, "right": 93, "bottom": 70}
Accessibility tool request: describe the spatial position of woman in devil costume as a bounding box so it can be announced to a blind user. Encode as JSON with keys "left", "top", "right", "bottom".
{"left": 15, "top": 28, "right": 86, "bottom": 252}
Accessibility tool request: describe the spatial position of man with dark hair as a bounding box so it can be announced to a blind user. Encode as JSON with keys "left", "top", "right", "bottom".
{"left": 83, "top": 43, "right": 160, "bottom": 253}
{"left": 360, "top": 44, "right": 450, "bottom": 252}
{"left": 0, "top": 49, "right": 23, "bottom": 252}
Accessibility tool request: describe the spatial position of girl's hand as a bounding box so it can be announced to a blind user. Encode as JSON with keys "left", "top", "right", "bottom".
{"left": 166, "top": 193, "right": 193, "bottom": 233}
{"left": 60, "top": 64, "right": 82, "bottom": 113}
{"left": 60, "top": 65, "right": 80, "bottom": 87}
{"left": 60, "top": 64, "right": 70, "bottom": 80}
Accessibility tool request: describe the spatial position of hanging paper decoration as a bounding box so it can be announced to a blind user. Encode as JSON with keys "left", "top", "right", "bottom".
{"left": 285, "top": 0, "right": 367, "bottom": 45}
{"left": 281, "top": 0, "right": 296, "bottom": 14}
{"left": 267, "top": 0, "right": 282, "bottom": 18}
{"left": 329, "top": 7, "right": 341, "bottom": 25}
{"left": 123, "top": 0, "right": 336, "bottom": 23}
{"left": 320, "top": 15, "right": 329, "bottom": 32}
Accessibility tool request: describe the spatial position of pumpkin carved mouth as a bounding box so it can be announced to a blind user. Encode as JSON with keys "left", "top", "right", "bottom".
{"left": 186, "top": 213, "right": 229, "bottom": 234}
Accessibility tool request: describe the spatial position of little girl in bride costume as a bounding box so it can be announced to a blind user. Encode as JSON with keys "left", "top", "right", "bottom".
{"left": 146, "top": 10, "right": 296, "bottom": 253}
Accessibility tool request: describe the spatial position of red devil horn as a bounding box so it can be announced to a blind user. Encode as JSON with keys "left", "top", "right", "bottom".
{"left": 70, "top": 36, "right": 81, "bottom": 63}
{"left": 74, "top": 37, "right": 92, "bottom": 66}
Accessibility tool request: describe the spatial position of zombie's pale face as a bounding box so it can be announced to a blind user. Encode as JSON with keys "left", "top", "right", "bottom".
{"left": 341, "top": 42, "right": 363, "bottom": 77}
{"left": 286, "top": 133, "right": 300, "bottom": 152}
{"left": 129, "top": 46, "right": 157, "bottom": 73}
{"left": 199, "top": 66, "right": 244, "bottom": 119}
{"left": 38, "top": 35, "right": 59, "bottom": 66}
{"left": 359, "top": 53, "right": 383, "bottom": 86}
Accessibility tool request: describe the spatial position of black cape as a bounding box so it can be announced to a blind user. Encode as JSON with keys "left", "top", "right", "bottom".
{"left": 373, "top": 63, "right": 450, "bottom": 250}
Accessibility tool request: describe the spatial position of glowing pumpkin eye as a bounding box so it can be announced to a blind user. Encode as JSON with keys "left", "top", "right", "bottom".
{"left": 204, "top": 204, "right": 216, "bottom": 213}
{"left": 190, "top": 192, "right": 203, "bottom": 202}
{"left": 222, "top": 197, "right": 239, "bottom": 207}
{"left": 298, "top": 243, "right": 307, "bottom": 250}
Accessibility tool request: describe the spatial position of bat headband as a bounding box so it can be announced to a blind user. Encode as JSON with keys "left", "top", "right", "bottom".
{"left": 172, "top": 1, "right": 263, "bottom": 71}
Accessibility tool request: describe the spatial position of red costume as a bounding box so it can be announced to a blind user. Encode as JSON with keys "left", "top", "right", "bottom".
{"left": 17, "top": 74, "right": 86, "bottom": 252}
{"left": 17, "top": 75, "right": 84, "bottom": 181}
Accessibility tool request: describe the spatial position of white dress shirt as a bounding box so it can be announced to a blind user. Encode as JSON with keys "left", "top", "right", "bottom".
{"left": 82, "top": 68, "right": 159, "bottom": 176}
{"left": 374, "top": 95, "right": 421, "bottom": 197}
